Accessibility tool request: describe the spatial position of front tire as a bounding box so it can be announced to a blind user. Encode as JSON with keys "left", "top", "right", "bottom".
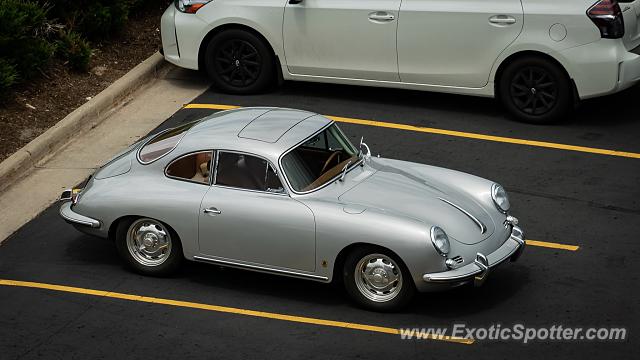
{"left": 115, "top": 218, "right": 183, "bottom": 276}
{"left": 205, "top": 29, "right": 275, "bottom": 94}
{"left": 498, "top": 56, "right": 573, "bottom": 124}
{"left": 343, "top": 246, "right": 415, "bottom": 311}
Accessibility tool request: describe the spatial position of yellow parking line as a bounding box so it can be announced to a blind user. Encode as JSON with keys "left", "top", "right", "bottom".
{"left": 184, "top": 103, "right": 640, "bottom": 159}
{"left": 525, "top": 240, "right": 580, "bottom": 251}
{"left": 0, "top": 279, "right": 473, "bottom": 345}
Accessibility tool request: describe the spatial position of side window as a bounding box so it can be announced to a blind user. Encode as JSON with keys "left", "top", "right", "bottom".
{"left": 166, "top": 151, "right": 213, "bottom": 184}
{"left": 215, "top": 152, "right": 284, "bottom": 193}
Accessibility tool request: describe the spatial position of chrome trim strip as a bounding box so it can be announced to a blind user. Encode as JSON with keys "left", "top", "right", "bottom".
{"left": 193, "top": 256, "right": 329, "bottom": 282}
{"left": 438, "top": 197, "right": 486, "bottom": 234}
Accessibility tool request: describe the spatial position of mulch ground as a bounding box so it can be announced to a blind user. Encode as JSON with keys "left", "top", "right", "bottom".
{"left": 0, "top": 4, "right": 167, "bottom": 162}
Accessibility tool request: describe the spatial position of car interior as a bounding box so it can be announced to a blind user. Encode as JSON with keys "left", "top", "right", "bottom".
{"left": 215, "top": 152, "right": 282, "bottom": 192}
{"left": 165, "top": 151, "right": 212, "bottom": 184}
{"left": 284, "top": 145, "right": 356, "bottom": 192}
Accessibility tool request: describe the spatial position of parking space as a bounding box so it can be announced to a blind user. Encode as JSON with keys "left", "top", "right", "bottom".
{"left": 1, "top": 80, "right": 638, "bottom": 359}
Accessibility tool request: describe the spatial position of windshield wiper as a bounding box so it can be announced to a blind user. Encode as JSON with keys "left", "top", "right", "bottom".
{"left": 339, "top": 160, "right": 353, "bottom": 182}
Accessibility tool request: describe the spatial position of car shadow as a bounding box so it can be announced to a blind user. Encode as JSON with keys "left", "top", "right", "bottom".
{"left": 60, "top": 234, "right": 530, "bottom": 318}
{"left": 208, "top": 79, "right": 640, "bottom": 127}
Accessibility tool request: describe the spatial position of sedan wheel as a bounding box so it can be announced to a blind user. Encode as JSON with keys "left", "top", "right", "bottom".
{"left": 116, "top": 217, "right": 182, "bottom": 276}
{"left": 343, "top": 247, "right": 415, "bottom": 311}
{"left": 498, "top": 56, "right": 573, "bottom": 124}
{"left": 205, "top": 29, "right": 275, "bottom": 94}
{"left": 509, "top": 66, "right": 558, "bottom": 116}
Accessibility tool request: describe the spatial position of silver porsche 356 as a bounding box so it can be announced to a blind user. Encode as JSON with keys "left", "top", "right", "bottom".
{"left": 60, "top": 107, "right": 525, "bottom": 311}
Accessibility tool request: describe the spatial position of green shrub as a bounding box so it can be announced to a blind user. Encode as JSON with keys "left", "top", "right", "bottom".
{"left": 0, "top": 0, "right": 56, "bottom": 82}
{"left": 42, "top": 0, "right": 134, "bottom": 40}
{"left": 0, "top": 59, "right": 18, "bottom": 96}
{"left": 57, "top": 30, "right": 92, "bottom": 71}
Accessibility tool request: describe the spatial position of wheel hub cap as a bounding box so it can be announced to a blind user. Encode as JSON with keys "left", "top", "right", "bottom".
{"left": 354, "top": 254, "right": 403, "bottom": 303}
{"left": 126, "top": 219, "right": 172, "bottom": 267}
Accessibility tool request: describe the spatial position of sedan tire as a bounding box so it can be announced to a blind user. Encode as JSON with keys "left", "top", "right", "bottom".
{"left": 498, "top": 56, "right": 574, "bottom": 124}
{"left": 205, "top": 29, "right": 275, "bottom": 94}
{"left": 115, "top": 217, "right": 183, "bottom": 276}
{"left": 343, "top": 246, "right": 415, "bottom": 311}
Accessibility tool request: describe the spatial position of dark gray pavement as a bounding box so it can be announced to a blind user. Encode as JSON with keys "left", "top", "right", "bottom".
{"left": 1, "top": 79, "right": 639, "bottom": 359}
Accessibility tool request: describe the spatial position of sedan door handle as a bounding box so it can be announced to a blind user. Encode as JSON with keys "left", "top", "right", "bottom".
{"left": 368, "top": 12, "right": 395, "bottom": 22}
{"left": 489, "top": 15, "right": 516, "bottom": 25}
{"left": 203, "top": 207, "right": 222, "bottom": 215}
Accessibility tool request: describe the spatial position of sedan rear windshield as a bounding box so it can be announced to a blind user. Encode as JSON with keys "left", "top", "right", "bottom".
{"left": 138, "top": 122, "right": 197, "bottom": 163}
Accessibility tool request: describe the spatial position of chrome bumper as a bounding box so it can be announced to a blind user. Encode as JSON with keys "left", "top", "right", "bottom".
{"left": 423, "top": 225, "right": 525, "bottom": 286}
{"left": 59, "top": 202, "right": 100, "bottom": 228}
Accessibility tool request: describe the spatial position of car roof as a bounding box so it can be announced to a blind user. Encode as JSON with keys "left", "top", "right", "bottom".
{"left": 176, "top": 107, "right": 332, "bottom": 162}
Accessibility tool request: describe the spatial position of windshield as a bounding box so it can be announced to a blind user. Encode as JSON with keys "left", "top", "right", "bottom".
{"left": 281, "top": 124, "right": 359, "bottom": 192}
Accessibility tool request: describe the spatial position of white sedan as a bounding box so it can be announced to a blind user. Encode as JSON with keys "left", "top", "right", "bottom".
{"left": 161, "top": 0, "right": 640, "bottom": 123}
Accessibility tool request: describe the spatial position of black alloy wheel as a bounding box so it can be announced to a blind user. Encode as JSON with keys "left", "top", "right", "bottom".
{"left": 509, "top": 66, "right": 558, "bottom": 116}
{"left": 205, "top": 29, "right": 275, "bottom": 94}
{"left": 213, "top": 39, "right": 262, "bottom": 88}
{"left": 498, "top": 56, "right": 573, "bottom": 124}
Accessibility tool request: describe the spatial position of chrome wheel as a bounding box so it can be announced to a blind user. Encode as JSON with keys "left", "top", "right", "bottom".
{"left": 126, "top": 219, "right": 172, "bottom": 267}
{"left": 354, "top": 253, "right": 403, "bottom": 303}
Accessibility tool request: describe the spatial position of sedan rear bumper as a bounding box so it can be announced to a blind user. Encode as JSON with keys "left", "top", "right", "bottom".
{"left": 59, "top": 202, "right": 101, "bottom": 228}
{"left": 422, "top": 225, "right": 525, "bottom": 286}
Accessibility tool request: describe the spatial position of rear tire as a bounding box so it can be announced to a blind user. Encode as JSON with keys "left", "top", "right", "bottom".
{"left": 498, "top": 56, "right": 573, "bottom": 124}
{"left": 205, "top": 29, "right": 275, "bottom": 94}
{"left": 115, "top": 217, "right": 183, "bottom": 276}
{"left": 343, "top": 246, "right": 415, "bottom": 311}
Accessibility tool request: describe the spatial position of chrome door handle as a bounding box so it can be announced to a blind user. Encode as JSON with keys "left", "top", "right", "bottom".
{"left": 203, "top": 207, "right": 222, "bottom": 215}
{"left": 489, "top": 15, "right": 516, "bottom": 25}
{"left": 368, "top": 12, "right": 395, "bottom": 22}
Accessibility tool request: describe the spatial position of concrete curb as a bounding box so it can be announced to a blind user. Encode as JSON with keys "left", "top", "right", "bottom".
{"left": 0, "top": 52, "right": 168, "bottom": 194}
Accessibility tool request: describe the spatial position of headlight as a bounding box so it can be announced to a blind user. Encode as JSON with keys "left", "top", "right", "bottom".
{"left": 175, "top": 0, "right": 211, "bottom": 13}
{"left": 491, "top": 183, "right": 510, "bottom": 213}
{"left": 430, "top": 226, "right": 450, "bottom": 257}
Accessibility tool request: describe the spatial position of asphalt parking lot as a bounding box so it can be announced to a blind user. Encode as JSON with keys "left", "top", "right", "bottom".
{"left": 1, "top": 79, "right": 639, "bottom": 359}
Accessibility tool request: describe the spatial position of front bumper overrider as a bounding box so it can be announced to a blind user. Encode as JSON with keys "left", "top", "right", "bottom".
{"left": 422, "top": 225, "right": 525, "bottom": 287}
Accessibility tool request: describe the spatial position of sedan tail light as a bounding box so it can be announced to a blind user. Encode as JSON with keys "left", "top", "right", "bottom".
{"left": 587, "top": 0, "right": 625, "bottom": 39}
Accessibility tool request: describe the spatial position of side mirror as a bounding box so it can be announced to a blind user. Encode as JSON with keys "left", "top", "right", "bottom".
{"left": 359, "top": 136, "right": 371, "bottom": 159}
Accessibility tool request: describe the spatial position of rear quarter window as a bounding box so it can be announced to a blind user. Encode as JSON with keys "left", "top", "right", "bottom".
{"left": 138, "top": 122, "right": 197, "bottom": 164}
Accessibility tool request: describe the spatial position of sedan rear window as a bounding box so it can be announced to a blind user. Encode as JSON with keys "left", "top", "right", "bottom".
{"left": 138, "top": 122, "right": 197, "bottom": 163}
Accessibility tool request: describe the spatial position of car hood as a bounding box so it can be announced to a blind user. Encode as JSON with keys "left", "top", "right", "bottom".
{"left": 337, "top": 159, "right": 496, "bottom": 245}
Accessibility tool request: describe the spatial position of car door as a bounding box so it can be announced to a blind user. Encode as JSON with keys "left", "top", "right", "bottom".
{"left": 397, "top": 0, "right": 523, "bottom": 88}
{"left": 198, "top": 151, "right": 316, "bottom": 272}
{"left": 283, "top": 0, "right": 402, "bottom": 81}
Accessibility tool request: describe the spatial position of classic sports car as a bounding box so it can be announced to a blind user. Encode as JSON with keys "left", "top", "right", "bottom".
{"left": 60, "top": 107, "right": 525, "bottom": 311}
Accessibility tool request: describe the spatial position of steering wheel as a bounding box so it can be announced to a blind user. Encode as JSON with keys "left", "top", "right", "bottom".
{"left": 320, "top": 151, "right": 341, "bottom": 175}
